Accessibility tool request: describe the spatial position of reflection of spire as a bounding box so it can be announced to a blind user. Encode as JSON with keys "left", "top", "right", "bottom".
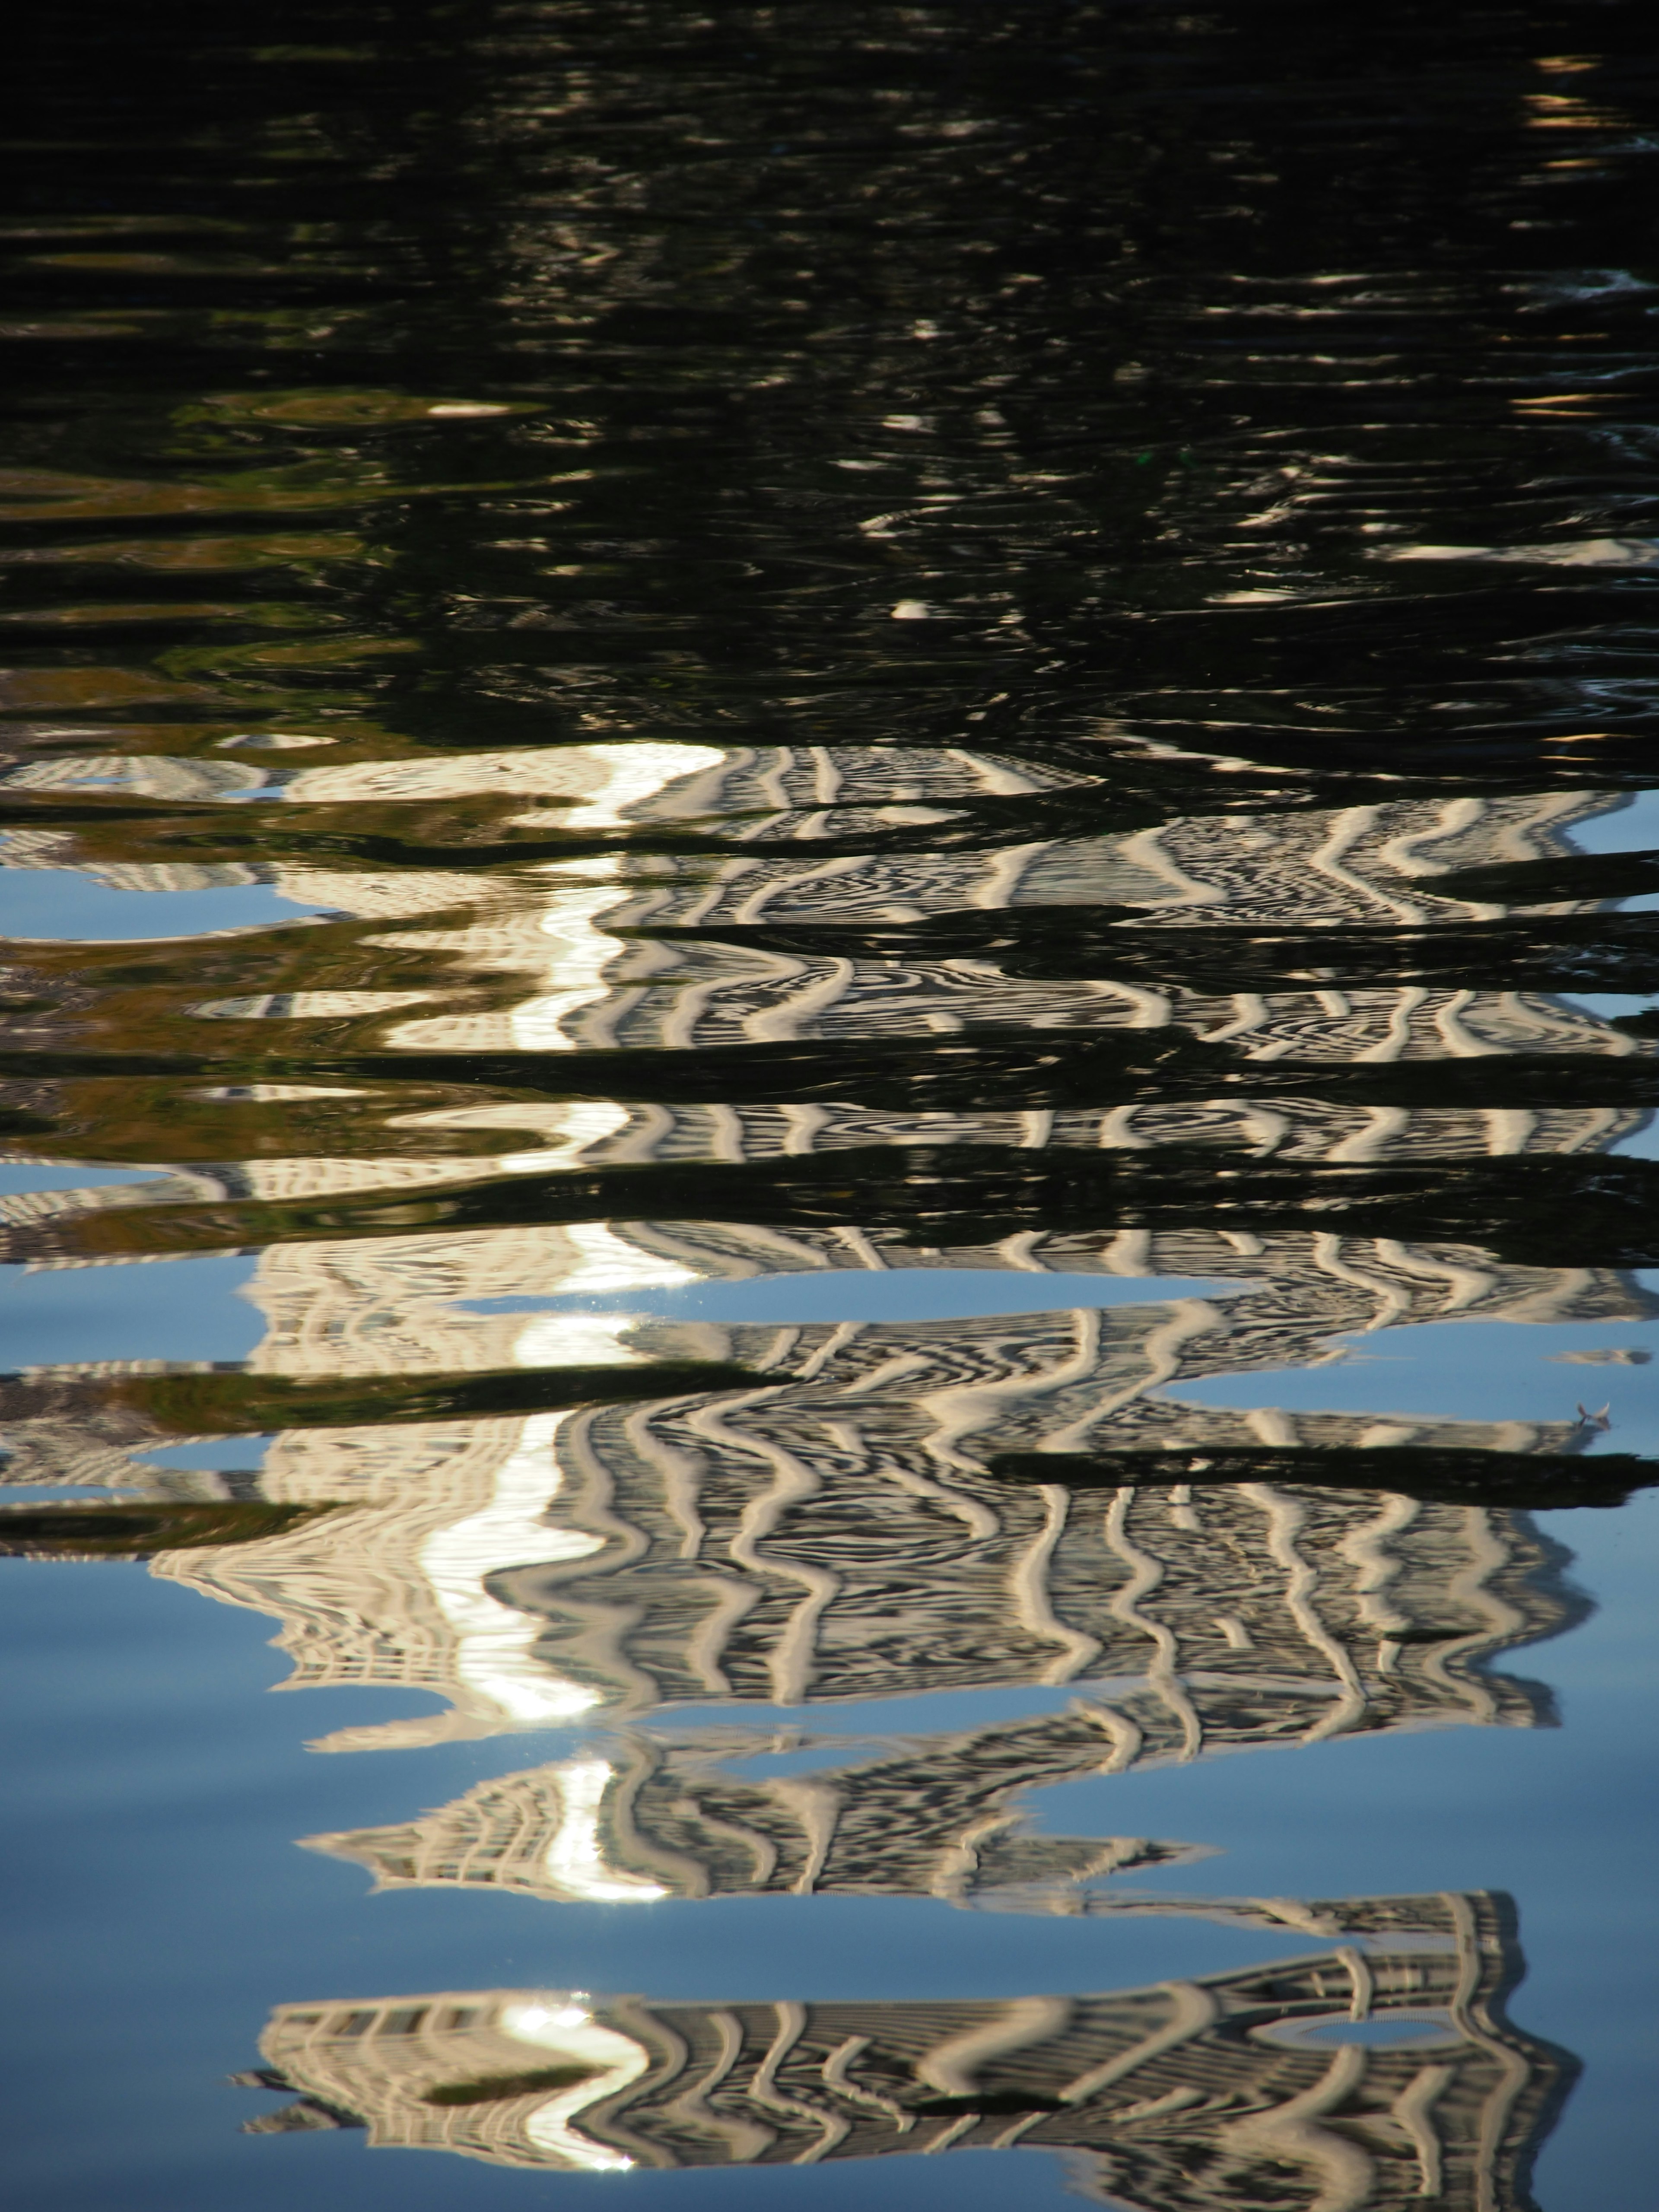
{"left": 242, "top": 1890, "right": 1575, "bottom": 2209}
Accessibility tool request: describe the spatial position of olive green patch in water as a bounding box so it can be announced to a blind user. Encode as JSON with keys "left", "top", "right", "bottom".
{"left": 0, "top": 1499, "right": 338, "bottom": 1560}
{"left": 422, "top": 2064, "right": 599, "bottom": 2108}
{"left": 0, "top": 1359, "right": 764, "bottom": 1438}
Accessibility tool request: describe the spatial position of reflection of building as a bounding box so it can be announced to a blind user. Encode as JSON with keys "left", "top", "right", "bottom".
{"left": 302, "top": 759, "right": 1647, "bottom": 1136}
{"left": 0, "top": 1214, "right": 1630, "bottom": 1753}
{"left": 0, "top": 752, "right": 1649, "bottom": 1498}
{"left": 149, "top": 1359, "right": 1582, "bottom": 1752}
{"left": 29, "top": 1226, "right": 1614, "bottom": 1757}
{"left": 0, "top": 758, "right": 1646, "bottom": 1834}
{"left": 0, "top": 756, "right": 1649, "bottom": 1241}
{"left": 0, "top": 751, "right": 1649, "bottom": 1494}
{"left": 124, "top": 1216, "right": 1614, "bottom": 1753}
{"left": 304, "top": 1721, "right": 1198, "bottom": 1911}
{"left": 181, "top": 758, "right": 1648, "bottom": 1185}
{"left": 244, "top": 1890, "right": 1574, "bottom": 2210}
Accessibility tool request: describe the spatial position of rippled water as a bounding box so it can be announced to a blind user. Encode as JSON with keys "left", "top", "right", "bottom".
{"left": 3, "top": 6, "right": 1659, "bottom": 2208}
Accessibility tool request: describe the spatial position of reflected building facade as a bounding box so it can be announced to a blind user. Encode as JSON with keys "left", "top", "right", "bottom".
{"left": 242, "top": 1889, "right": 1573, "bottom": 2212}
{"left": 149, "top": 1385, "right": 1584, "bottom": 1758}
{"left": 2, "top": 748, "right": 1646, "bottom": 2204}
{"left": 7, "top": 15, "right": 1658, "bottom": 2198}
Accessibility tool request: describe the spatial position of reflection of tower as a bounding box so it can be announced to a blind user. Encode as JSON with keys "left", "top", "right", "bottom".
{"left": 6, "top": 753, "right": 1649, "bottom": 1229}
{"left": 108, "top": 746, "right": 1649, "bottom": 1752}
{"left": 0, "top": 1212, "right": 1632, "bottom": 1752}
{"left": 0, "top": 752, "right": 1650, "bottom": 1504}
{"left": 0, "top": 754, "right": 1647, "bottom": 1907}
{"left": 301, "top": 754, "right": 1652, "bottom": 1176}
{"left": 146, "top": 1311, "right": 1589, "bottom": 1752}
{"left": 121, "top": 1201, "right": 1620, "bottom": 1752}
{"left": 303, "top": 1720, "right": 1198, "bottom": 1912}
{"left": 243, "top": 1890, "right": 1574, "bottom": 2210}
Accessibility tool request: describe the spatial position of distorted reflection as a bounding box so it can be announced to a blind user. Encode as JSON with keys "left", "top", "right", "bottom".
{"left": 239, "top": 1891, "right": 1569, "bottom": 2211}
{"left": 4, "top": 6, "right": 1657, "bottom": 2203}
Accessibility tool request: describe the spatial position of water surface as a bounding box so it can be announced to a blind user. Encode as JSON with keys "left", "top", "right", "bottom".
{"left": 3, "top": 6, "right": 1658, "bottom": 2209}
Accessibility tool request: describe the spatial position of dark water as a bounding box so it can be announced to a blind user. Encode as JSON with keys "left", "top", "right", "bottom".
{"left": 3, "top": 5, "right": 1659, "bottom": 2206}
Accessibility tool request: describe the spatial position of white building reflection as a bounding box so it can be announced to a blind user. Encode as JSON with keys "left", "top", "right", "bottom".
{"left": 240, "top": 1889, "right": 1572, "bottom": 2211}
